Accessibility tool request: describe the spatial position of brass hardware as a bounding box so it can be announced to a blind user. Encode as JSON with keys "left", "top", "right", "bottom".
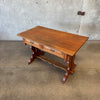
{"left": 30, "top": 41, "right": 34, "bottom": 44}
{"left": 50, "top": 49, "right": 55, "bottom": 52}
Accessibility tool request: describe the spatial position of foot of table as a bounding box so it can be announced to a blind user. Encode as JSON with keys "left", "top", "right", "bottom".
{"left": 28, "top": 46, "right": 44, "bottom": 64}
{"left": 62, "top": 71, "right": 70, "bottom": 83}
{"left": 62, "top": 55, "right": 76, "bottom": 83}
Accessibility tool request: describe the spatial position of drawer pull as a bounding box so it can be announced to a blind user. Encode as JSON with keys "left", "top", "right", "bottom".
{"left": 50, "top": 49, "right": 55, "bottom": 52}
{"left": 30, "top": 41, "right": 34, "bottom": 44}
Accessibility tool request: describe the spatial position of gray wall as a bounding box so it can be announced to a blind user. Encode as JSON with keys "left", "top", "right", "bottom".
{"left": 0, "top": 0, "right": 100, "bottom": 40}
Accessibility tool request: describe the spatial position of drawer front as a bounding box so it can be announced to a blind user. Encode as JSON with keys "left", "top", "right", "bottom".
{"left": 43, "top": 46, "right": 64, "bottom": 58}
{"left": 24, "top": 39, "right": 64, "bottom": 59}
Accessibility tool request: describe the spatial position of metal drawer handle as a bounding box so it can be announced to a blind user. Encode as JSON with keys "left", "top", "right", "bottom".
{"left": 50, "top": 49, "right": 55, "bottom": 52}
{"left": 30, "top": 41, "right": 34, "bottom": 44}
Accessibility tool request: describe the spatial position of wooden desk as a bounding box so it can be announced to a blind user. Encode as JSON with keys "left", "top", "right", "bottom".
{"left": 17, "top": 26, "right": 88, "bottom": 83}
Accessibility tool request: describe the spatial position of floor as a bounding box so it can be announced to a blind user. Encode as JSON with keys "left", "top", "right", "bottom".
{"left": 0, "top": 41, "right": 100, "bottom": 100}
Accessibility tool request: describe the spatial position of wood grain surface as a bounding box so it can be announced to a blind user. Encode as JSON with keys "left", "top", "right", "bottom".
{"left": 17, "top": 26, "right": 88, "bottom": 56}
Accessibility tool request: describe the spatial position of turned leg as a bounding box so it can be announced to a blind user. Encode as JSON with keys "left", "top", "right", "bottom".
{"left": 62, "top": 55, "right": 76, "bottom": 83}
{"left": 28, "top": 46, "right": 37, "bottom": 64}
{"left": 23, "top": 38, "right": 27, "bottom": 45}
{"left": 70, "top": 55, "right": 76, "bottom": 74}
{"left": 28, "top": 46, "right": 45, "bottom": 64}
{"left": 62, "top": 55, "right": 71, "bottom": 83}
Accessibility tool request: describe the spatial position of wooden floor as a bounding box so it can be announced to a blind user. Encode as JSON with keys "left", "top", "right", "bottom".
{"left": 0, "top": 41, "right": 100, "bottom": 100}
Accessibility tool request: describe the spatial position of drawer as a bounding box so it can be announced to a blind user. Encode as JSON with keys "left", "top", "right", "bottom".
{"left": 43, "top": 46, "right": 64, "bottom": 59}
{"left": 24, "top": 39, "right": 64, "bottom": 59}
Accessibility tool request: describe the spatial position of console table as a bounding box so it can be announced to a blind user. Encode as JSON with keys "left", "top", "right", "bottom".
{"left": 17, "top": 26, "right": 88, "bottom": 83}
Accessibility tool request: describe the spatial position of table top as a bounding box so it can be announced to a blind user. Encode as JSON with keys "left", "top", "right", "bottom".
{"left": 17, "top": 26, "right": 88, "bottom": 56}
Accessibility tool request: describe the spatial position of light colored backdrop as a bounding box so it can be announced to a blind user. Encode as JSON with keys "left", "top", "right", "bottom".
{"left": 0, "top": 0, "right": 100, "bottom": 40}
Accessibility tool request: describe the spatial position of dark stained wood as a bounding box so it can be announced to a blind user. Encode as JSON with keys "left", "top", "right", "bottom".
{"left": 28, "top": 46, "right": 44, "bottom": 64}
{"left": 62, "top": 55, "right": 71, "bottom": 83}
{"left": 17, "top": 26, "right": 88, "bottom": 56}
{"left": 28, "top": 46, "right": 37, "bottom": 64}
{"left": 70, "top": 55, "right": 76, "bottom": 74}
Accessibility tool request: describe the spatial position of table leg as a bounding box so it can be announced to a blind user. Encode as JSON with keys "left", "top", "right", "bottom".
{"left": 36, "top": 49, "right": 45, "bottom": 56}
{"left": 28, "top": 46, "right": 44, "bottom": 64}
{"left": 62, "top": 55, "right": 76, "bottom": 83}
{"left": 70, "top": 55, "right": 76, "bottom": 74}
{"left": 23, "top": 38, "right": 27, "bottom": 45}
{"left": 28, "top": 46, "right": 37, "bottom": 64}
